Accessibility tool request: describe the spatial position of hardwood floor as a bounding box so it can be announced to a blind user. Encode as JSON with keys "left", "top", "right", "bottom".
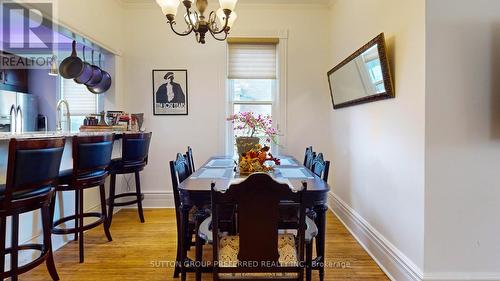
{"left": 22, "top": 209, "right": 389, "bottom": 281}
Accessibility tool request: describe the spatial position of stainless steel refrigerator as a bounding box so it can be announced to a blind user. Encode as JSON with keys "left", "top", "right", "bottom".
{"left": 0, "top": 90, "right": 38, "bottom": 133}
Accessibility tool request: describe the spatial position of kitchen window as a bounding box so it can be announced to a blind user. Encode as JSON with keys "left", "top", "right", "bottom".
{"left": 226, "top": 40, "right": 283, "bottom": 155}
{"left": 60, "top": 77, "right": 102, "bottom": 130}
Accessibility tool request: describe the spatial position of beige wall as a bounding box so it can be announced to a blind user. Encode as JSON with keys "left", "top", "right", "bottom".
{"left": 54, "top": 0, "right": 124, "bottom": 53}
{"left": 425, "top": 0, "right": 500, "bottom": 278}
{"left": 328, "top": 0, "right": 426, "bottom": 277}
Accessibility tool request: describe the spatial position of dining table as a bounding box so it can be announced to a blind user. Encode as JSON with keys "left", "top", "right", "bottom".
{"left": 177, "top": 155, "right": 331, "bottom": 280}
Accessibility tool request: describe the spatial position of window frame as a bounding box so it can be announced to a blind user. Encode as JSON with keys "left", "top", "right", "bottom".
{"left": 59, "top": 76, "right": 103, "bottom": 115}
{"left": 58, "top": 76, "right": 103, "bottom": 130}
{"left": 225, "top": 33, "right": 288, "bottom": 156}
{"left": 228, "top": 78, "right": 276, "bottom": 153}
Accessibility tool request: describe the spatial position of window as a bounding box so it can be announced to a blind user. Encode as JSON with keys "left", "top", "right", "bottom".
{"left": 227, "top": 41, "right": 279, "bottom": 154}
{"left": 60, "top": 78, "right": 101, "bottom": 130}
{"left": 362, "top": 45, "right": 385, "bottom": 93}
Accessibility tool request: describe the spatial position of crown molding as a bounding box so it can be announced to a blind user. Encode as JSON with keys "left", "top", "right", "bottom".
{"left": 118, "top": 0, "right": 335, "bottom": 9}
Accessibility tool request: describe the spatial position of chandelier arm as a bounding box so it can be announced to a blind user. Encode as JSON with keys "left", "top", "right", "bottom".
{"left": 169, "top": 21, "right": 194, "bottom": 36}
{"left": 184, "top": 14, "right": 191, "bottom": 26}
{"left": 208, "top": 11, "right": 218, "bottom": 32}
{"left": 186, "top": 8, "right": 199, "bottom": 31}
{"left": 208, "top": 10, "right": 229, "bottom": 35}
{"left": 209, "top": 28, "right": 228, "bottom": 41}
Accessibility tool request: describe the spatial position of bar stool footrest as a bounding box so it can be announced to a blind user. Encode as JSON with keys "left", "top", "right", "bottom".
{"left": 1, "top": 244, "right": 47, "bottom": 278}
{"left": 52, "top": 212, "right": 105, "bottom": 235}
{"left": 108, "top": 193, "right": 144, "bottom": 207}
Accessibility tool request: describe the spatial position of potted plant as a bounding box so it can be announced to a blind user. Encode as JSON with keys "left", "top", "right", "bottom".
{"left": 227, "top": 112, "right": 279, "bottom": 158}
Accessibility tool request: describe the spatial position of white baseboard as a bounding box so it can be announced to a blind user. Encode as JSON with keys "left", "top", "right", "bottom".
{"left": 327, "top": 192, "right": 423, "bottom": 281}
{"left": 423, "top": 273, "right": 500, "bottom": 281}
{"left": 141, "top": 191, "right": 175, "bottom": 208}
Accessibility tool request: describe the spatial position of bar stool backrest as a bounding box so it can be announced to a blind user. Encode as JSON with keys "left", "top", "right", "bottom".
{"left": 122, "top": 132, "right": 152, "bottom": 165}
{"left": 4, "top": 137, "right": 65, "bottom": 207}
{"left": 72, "top": 134, "right": 114, "bottom": 175}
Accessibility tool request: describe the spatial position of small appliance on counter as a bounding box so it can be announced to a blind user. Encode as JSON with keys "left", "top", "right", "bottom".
{"left": 37, "top": 114, "right": 48, "bottom": 132}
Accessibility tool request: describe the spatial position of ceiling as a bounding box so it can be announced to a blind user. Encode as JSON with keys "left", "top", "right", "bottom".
{"left": 119, "top": 0, "right": 334, "bottom": 6}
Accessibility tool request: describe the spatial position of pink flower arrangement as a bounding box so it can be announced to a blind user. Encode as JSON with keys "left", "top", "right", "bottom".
{"left": 227, "top": 112, "right": 279, "bottom": 144}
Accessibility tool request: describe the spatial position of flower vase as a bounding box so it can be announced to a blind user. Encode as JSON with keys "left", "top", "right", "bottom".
{"left": 236, "top": 137, "right": 260, "bottom": 159}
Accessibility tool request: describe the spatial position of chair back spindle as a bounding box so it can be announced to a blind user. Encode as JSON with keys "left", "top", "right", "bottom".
{"left": 311, "top": 153, "right": 330, "bottom": 182}
{"left": 303, "top": 146, "right": 316, "bottom": 170}
{"left": 185, "top": 146, "right": 195, "bottom": 174}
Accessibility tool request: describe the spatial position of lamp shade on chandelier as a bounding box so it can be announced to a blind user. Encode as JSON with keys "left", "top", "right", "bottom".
{"left": 156, "top": 0, "right": 238, "bottom": 44}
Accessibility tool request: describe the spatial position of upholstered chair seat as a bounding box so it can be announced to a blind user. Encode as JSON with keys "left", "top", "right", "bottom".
{"left": 0, "top": 184, "right": 51, "bottom": 200}
{"left": 57, "top": 169, "right": 108, "bottom": 185}
{"left": 218, "top": 234, "right": 298, "bottom": 268}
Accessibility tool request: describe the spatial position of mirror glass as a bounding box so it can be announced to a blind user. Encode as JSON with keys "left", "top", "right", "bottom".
{"left": 328, "top": 33, "right": 394, "bottom": 109}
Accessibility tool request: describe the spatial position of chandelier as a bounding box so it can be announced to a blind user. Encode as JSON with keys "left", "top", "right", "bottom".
{"left": 156, "top": 0, "right": 238, "bottom": 44}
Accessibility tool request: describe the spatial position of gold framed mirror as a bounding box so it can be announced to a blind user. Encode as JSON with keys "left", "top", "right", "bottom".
{"left": 327, "top": 33, "right": 394, "bottom": 109}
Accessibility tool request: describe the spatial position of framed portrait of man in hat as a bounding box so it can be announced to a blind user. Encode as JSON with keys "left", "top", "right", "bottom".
{"left": 152, "top": 69, "right": 188, "bottom": 115}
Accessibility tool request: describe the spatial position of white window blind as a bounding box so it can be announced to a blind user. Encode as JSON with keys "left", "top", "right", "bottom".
{"left": 228, "top": 43, "right": 277, "bottom": 79}
{"left": 61, "top": 79, "right": 98, "bottom": 116}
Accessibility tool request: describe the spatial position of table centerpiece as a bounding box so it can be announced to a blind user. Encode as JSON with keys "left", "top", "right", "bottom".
{"left": 238, "top": 144, "right": 281, "bottom": 175}
{"left": 226, "top": 112, "right": 279, "bottom": 158}
{"left": 227, "top": 111, "right": 281, "bottom": 174}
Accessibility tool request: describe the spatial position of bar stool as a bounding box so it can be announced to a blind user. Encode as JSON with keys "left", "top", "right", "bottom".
{"left": 1, "top": 137, "right": 65, "bottom": 281}
{"left": 51, "top": 134, "right": 114, "bottom": 263}
{"left": 107, "top": 132, "right": 152, "bottom": 227}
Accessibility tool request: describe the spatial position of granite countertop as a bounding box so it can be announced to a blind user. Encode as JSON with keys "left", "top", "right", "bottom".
{"left": 0, "top": 131, "right": 136, "bottom": 140}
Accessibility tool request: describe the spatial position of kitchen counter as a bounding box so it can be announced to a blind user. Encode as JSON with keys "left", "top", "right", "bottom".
{"left": 0, "top": 130, "right": 139, "bottom": 141}
{"left": 0, "top": 130, "right": 128, "bottom": 253}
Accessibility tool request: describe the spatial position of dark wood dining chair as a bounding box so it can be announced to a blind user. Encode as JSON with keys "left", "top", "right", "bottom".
{"left": 185, "top": 146, "right": 195, "bottom": 175}
{"left": 1, "top": 137, "right": 65, "bottom": 281}
{"left": 205, "top": 173, "right": 307, "bottom": 281}
{"left": 107, "top": 132, "right": 152, "bottom": 228}
{"left": 169, "top": 153, "right": 199, "bottom": 280}
{"left": 310, "top": 152, "right": 330, "bottom": 281}
{"left": 197, "top": 187, "right": 318, "bottom": 281}
{"left": 51, "top": 134, "right": 114, "bottom": 263}
{"left": 303, "top": 146, "right": 316, "bottom": 170}
{"left": 311, "top": 153, "right": 330, "bottom": 182}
